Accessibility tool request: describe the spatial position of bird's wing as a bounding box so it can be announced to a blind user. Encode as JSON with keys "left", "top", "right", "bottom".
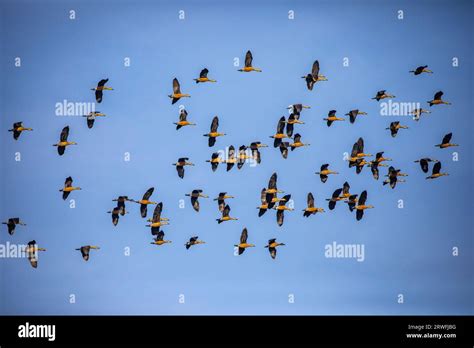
{"left": 350, "top": 142, "right": 359, "bottom": 158}
{"left": 65, "top": 176, "right": 73, "bottom": 187}
{"left": 307, "top": 192, "right": 314, "bottom": 208}
{"left": 200, "top": 68, "right": 209, "bottom": 78}
{"left": 191, "top": 196, "right": 200, "bottom": 212}
{"left": 210, "top": 116, "right": 219, "bottom": 132}
{"left": 179, "top": 109, "right": 188, "bottom": 121}
{"left": 268, "top": 173, "right": 277, "bottom": 189}
{"left": 358, "top": 190, "right": 367, "bottom": 205}
{"left": 60, "top": 126, "right": 69, "bottom": 142}
{"left": 277, "top": 210, "right": 284, "bottom": 226}
{"left": 245, "top": 50, "right": 253, "bottom": 67}
{"left": 342, "top": 182, "right": 350, "bottom": 194}
{"left": 173, "top": 78, "right": 181, "bottom": 94}
{"left": 277, "top": 116, "right": 286, "bottom": 133}
{"left": 420, "top": 159, "right": 429, "bottom": 173}
{"left": 97, "top": 79, "right": 108, "bottom": 87}
{"left": 280, "top": 142, "right": 288, "bottom": 159}
{"left": 143, "top": 187, "right": 154, "bottom": 200}
{"left": 434, "top": 91, "right": 443, "bottom": 100}
{"left": 95, "top": 90, "right": 103, "bottom": 103}
{"left": 177, "top": 166, "right": 185, "bottom": 178}
{"left": 442, "top": 133, "right": 452, "bottom": 144}
{"left": 311, "top": 60, "right": 320, "bottom": 77}
{"left": 260, "top": 188, "right": 267, "bottom": 204}
{"left": 152, "top": 202, "right": 163, "bottom": 223}
{"left": 240, "top": 228, "right": 248, "bottom": 244}
{"left": 357, "top": 137, "right": 364, "bottom": 153}
{"left": 281, "top": 194, "right": 291, "bottom": 204}
{"left": 223, "top": 205, "right": 230, "bottom": 217}
{"left": 332, "top": 188, "right": 343, "bottom": 198}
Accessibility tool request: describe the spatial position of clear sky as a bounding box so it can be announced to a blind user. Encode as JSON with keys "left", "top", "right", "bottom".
{"left": 0, "top": 0, "right": 472, "bottom": 315}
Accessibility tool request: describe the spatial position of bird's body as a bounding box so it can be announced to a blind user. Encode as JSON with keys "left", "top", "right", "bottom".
{"left": 315, "top": 164, "right": 338, "bottom": 183}
{"left": 274, "top": 194, "right": 293, "bottom": 226}
{"left": 168, "top": 78, "right": 190, "bottom": 104}
{"left": 76, "top": 245, "right": 100, "bottom": 261}
{"left": 91, "top": 79, "right": 113, "bottom": 103}
{"left": 173, "top": 157, "right": 194, "bottom": 178}
{"left": 186, "top": 189, "right": 208, "bottom": 212}
{"left": 285, "top": 113, "right": 304, "bottom": 138}
{"left": 53, "top": 126, "right": 77, "bottom": 155}
{"left": 265, "top": 238, "right": 285, "bottom": 259}
{"left": 174, "top": 109, "right": 196, "bottom": 129}
{"left": 383, "top": 166, "right": 407, "bottom": 189}
{"left": 302, "top": 60, "right": 327, "bottom": 90}
{"left": 131, "top": 187, "right": 157, "bottom": 218}
{"left": 185, "top": 236, "right": 205, "bottom": 249}
{"left": 8, "top": 122, "right": 33, "bottom": 140}
{"left": 414, "top": 158, "right": 438, "bottom": 173}
{"left": 2, "top": 218, "right": 26, "bottom": 235}
{"left": 345, "top": 194, "right": 359, "bottom": 212}
{"left": 410, "top": 108, "right": 431, "bottom": 121}
{"left": 83, "top": 111, "right": 106, "bottom": 129}
{"left": 340, "top": 181, "right": 352, "bottom": 199}
{"left": 59, "top": 176, "right": 81, "bottom": 200}
{"left": 151, "top": 231, "right": 172, "bottom": 245}
{"left": 435, "top": 133, "right": 458, "bottom": 148}
{"left": 238, "top": 50, "right": 262, "bottom": 72}
{"left": 250, "top": 142, "right": 267, "bottom": 164}
{"left": 264, "top": 173, "right": 284, "bottom": 204}
{"left": 217, "top": 204, "right": 238, "bottom": 224}
{"left": 207, "top": 152, "right": 224, "bottom": 171}
{"left": 270, "top": 116, "right": 289, "bottom": 147}
{"left": 326, "top": 188, "right": 344, "bottom": 210}
{"left": 146, "top": 203, "right": 170, "bottom": 235}
{"left": 107, "top": 206, "right": 122, "bottom": 226}
{"left": 234, "top": 228, "right": 255, "bottom": 255}
{"left": 345, "top": 109, "right": 367, "bottom": 124}
{"left": 426, "top": 162, "right": 449, "bottom": 179}
{"left": 354, "top": 190, "right": 374, "bottom": 220}
{"left": 428, "top": 91, "right": 451, "bottom": 106}
{"left": 194, "top": 68, "right": 217, "bottom": 83}
{"left": 203, "top": 116, "right": 225, "bottom": 147}
{"left": 410, "top": 65, "right": 433, "bottom": 75}
{"left": 214, "top": 192, "right": 234, "bottom": 212}
{"left": 112, "top": 196, "right": 132, "bottom": 216}
{"left": 348, "top": 138, "right": 372, "bottom": 168}
{"left": 324, "top": 110, "right": 344, "bottom": 127}
{"left": 372, "top": 90, "right": 395, "bottom": 101}
{"left": 287, "top": 104, "right": 311, "bottom": 114}
{"left": 303, "top": 192, "right": 325, "bottom": 217}
{"left": 386, "top": 121, "right": 408, "bottom": 137}
{"left": 25, "top": 240, "right": 46, "bottom": 268}
{"left": 289, "top": 133, "right": 309, "bottom": 150}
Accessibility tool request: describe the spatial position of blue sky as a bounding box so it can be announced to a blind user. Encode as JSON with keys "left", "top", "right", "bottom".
{"left": 0, "top": 0, "right": 472, "bottom": 315}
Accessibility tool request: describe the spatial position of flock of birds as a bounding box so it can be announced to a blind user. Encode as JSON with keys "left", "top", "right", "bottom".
{"left": 4, "top": 51, "right": 460, "bottom": 266}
